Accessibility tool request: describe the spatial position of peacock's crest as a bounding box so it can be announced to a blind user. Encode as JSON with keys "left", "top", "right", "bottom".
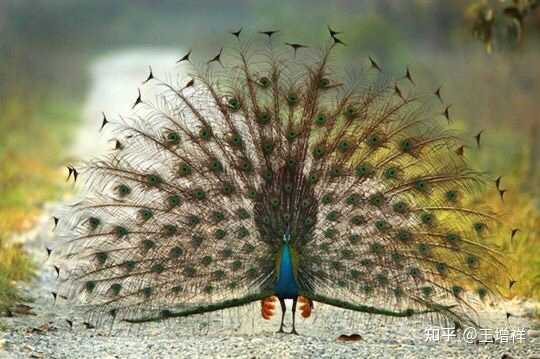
{"left": 51, "top": 29, "right": 510, "bottom": 334}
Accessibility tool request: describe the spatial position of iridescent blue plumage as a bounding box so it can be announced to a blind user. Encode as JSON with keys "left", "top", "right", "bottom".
{"left": 274, "top": 244, "right": 299, "bottom": 299}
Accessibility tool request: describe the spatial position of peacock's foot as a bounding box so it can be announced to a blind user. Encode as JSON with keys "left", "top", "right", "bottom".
{"left": 277, "top": 327, "right": 285, "bottom": 334}
{"left": 290, "top": 329, "right": 299, "bottom": 335}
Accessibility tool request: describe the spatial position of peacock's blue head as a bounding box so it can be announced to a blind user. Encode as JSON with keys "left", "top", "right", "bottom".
{"left": 283, "top": 232, "right": 291, "bottom": 243}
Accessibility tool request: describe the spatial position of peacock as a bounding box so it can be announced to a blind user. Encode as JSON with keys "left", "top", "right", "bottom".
{"left": 50, "top": 28, "right": 511, "bottom": 335}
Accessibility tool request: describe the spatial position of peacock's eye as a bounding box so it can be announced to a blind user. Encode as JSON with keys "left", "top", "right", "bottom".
{"left": 392, "top": 201, "right": 409, "bottom": 214}
{"left": 384, "top": 167, "right": 399, "bottom": 179}
{"left": 231, "top": 133, "right": 243, "bottom": 146}
{"left": 367, "top": 133, "right": 383, "bottom": 148}
{"left": 237, "top": 226, "right": 249, "bottom": 239}
{"left": 246, "top": 189, "right": 257, "bottom": 199}
{"left": 345, "top": 193, "right": 359, "bottom": 206}
{"left": 166, "top": 132, "right": 180, "bottom": 144}
{"left": 473, "top": 222, "right": 486, "bottom": 234}
{"left": 445, "top": 190, "right": 458, "bottom": 202}
{"left": 399, "top": 138, "right": 414, "bottom": 153}
{"left": 328, "top": 166, "right": 343, "bottom": 177}
{"left": 319, "top": 78, "right": 330, "bottom": 89}
{"left": 446, "top": 232, "right": 461, "bottom": 243}
{"left": 350, "top": 215, "right": 364, "bottom": 226}
{"left": 286, "top": 159, "right": 297, "bottom": 168}
{"left": 349, "top": 234, "right": 360, "bottom": 244}
{"left": 239, "top": 160, "right": 253, "bottom": 172}
{"left": 199, "top": 127, "right": 213, "bottom": 141}
{"left": 287, "top": 93, "right": 298, "bottom": 105}
{"left": 117, "top": 184, "right": 131, "bottom": 197}
{"left": 396, "top": 229, "right": 412, "bottom": 242}
{"left": 169, "top": 246, "right": 183, "bottom": 258}
{"left": 147, "top": 174, "right": 162, "bottom": 186}
{"left": 188, "top": 215, "right": 200, "bottom": 226}
{"left": 262, "top": 141, "right": 274, "bottom": 155}
{"left": 258, "top": 76, "right": 270, "bottom": 88}
{"left": 414, "top": 179, "right": 429, "bottom": 192}
{"left": 417, "top": 243, "right": 431, "bottom": 256}
{"left": 435, "top": 262, "right": 448, "bottom": 275}
{"left": 307, "top": 174, "right": 318, "bottom": 184}
{"left": 452, "top": 285, "right": 463, "bottom": 297}
{"left": 421, "top": 212, "right": 435, "bottom": 225}
{"left": 209, "top": 159, "right": 223, "bottom": 172}
{"left": 369, "top": 242, "right": 384, "bottom": 255}
{"left": 142, "top": 239, "right": 156, "bottom": 251}
{"left": 421, "top": 286, "right": 433, "bottom": 297}
{"left": 193, "top": 188, "right": 206, "bottom": 200}
{"left": 262, "top": 169, "right": 273, "bottom": 182}
{"left": 321, "top": 193, "right": 333, "bottom": 205}
{"left": 88, "top": 217, "right": 101, "bottom": 229}
{"left": 287, "top": 130, "right": 298, "bottom": 141}
{"left": 178, "top": 163, "right": 192, "bottom": 177}
{"left": 222, "top": 182, "right": 234, "bottom": 195}
{"left": 344, "top": 106, "right": 357, "bottom": 119}
{"left": 238, "top": 208, "right": 250, "bottom": 220}
{"left": 228, "top": 98, "right": 241, "bottom": 111}
{"left": 167, "top": 194, "right": 181, "bottom": 207}
{"left": 375, "top": 220, "right": 390, "bottom": 231}
{"left": 355, "top": 163, "right": 373, "bottom": 178}
{"left": 315, "top": 113, "right": 327, "bottom": 126}
{"left": 214, "top": 229, "right": 227, "bottom": 239}
{"left": 477, "top": 287, "right": 488, "bottom": 300}
{"left": 163, "top": 224, "right": 178, "bottom": 236}
{"left": 368, "top": 192, "right": 385, "bottom": 207}
{"left": 114, "top": 225, "right": 129, "bottom": 238}
{"left": 326, "top": 211, "right": 339, "bottom": 222}
{"left": 337, "top": 140, "right": 350, "bottom": 152}
{"left": 312, "top": 145, "right": 326, "bottom": 159}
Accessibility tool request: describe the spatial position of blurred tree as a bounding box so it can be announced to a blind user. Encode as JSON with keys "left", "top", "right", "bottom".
{"left": 466, "top": 0, "right": 540, "bottom": 52}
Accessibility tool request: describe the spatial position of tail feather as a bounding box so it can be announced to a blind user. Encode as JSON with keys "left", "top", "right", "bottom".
{"left": 51, "top": 34, "right": 510, "bottom": 328}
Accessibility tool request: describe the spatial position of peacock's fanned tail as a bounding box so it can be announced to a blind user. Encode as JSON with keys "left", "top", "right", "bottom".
{"left": 52, "top": 34, "right": 509, "bottom": 328}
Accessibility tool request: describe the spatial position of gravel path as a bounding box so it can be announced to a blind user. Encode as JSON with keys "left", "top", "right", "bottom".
{"left": 1, "top": 49, "right": 539, "bottom": 359}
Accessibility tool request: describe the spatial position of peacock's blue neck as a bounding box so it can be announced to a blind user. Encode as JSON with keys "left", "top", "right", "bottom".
{"left": 274, "top": 244, "right": 299, "bottom": 299}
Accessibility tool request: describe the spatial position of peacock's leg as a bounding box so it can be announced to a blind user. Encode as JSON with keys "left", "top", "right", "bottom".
{"left": 277, "top": 298, "right": 286, "bottom": 333}
{"left": 290, "top": 297, "right": 299, "bottom": 335}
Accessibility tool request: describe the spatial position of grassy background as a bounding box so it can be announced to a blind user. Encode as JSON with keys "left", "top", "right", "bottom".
{"left": 0, "top": 1, "right": 538, "bottom": 319}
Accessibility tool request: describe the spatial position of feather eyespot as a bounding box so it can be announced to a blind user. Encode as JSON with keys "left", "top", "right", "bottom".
{"left": 214, "top": 229, "right": 226, "bottom": 239}
{"left": 287, "top": 93, "right": 299, "bottom": 106}
{"left": 169, "top": 247, "right": 183, "bottom": 258}
{"left": 227, "top": 97, "right": 241, "bottom": 112}
{"left": 392, "top": 201, "right": 409, "bottom": 214}
{"left": 139, "top": 209, "right": 153, "bottom": 221}
{"left": 167, "top": 194, "right": 181, "bottom": 207}
{"left": 399, "top": 138, "right": 414, "bottom": 153}
{"left": 258, "top": 76, "right": 271, "bottom": 88}
{"left": 178, "top": 163, "right": 192, "bottom": 177}
{"left": 166, "top": 131, "right": 180, "bottom": 145}
{"left": 319, "top": 78, "right": 330, "bottom": 89}
{"left": 343, "top": 106, "right": 357, "bottom": 119}
{"left": 199, "top": 126, "right": 213, "bottom": 141}
{"left": 315, "top": 113, "right": 328, "bottom": 126}
{"left": 326, "top": 211, "right": 339, "bottom": 222}
{"left": 222, "top": 182, "right": 234, "bottom": 195}
{"left": 355, "top": 163, "right": 373, "bottom": 178}
{"left": 193, "top": 188, "right": 207, "bottom": 200}
{"left": 117, "top": 184, "right": 131, "bottom": 197}
{"left": 88, "top": 217, "right": 101, "bottom": 230}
